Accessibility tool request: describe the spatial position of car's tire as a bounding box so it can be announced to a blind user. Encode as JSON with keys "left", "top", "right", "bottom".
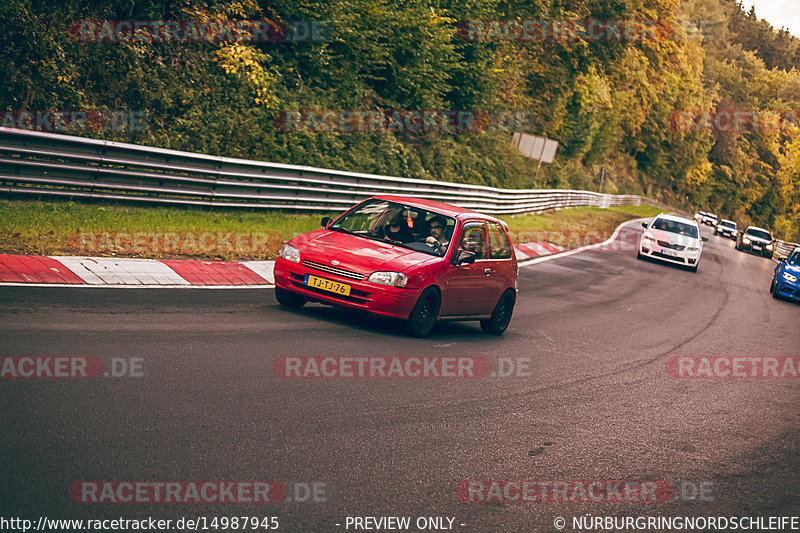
{"left": 406, "top": 288, "right": 440, "bottom": 338}
{"left": 689, "top": 263, "right": 698, "bottom": 272}
{"left": 770, "top": 276, "right": 777, "bottom": 294}
{"left": 275, "top": 286, "right": 307, "bottom": 309}
{"left": 480, "top": 290, "right": 516, "bottom": 335}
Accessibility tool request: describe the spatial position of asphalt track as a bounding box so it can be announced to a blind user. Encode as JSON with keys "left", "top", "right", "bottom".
{"left": 2, "top": 220, "right": 799, "bottom": 532}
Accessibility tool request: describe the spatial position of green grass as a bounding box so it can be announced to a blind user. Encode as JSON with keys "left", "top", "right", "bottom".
{"left": 0, "top": 198, "right": 662, "bottom": 259}
{"left": 507, "top": 204, "right": 662, "bottom": 233}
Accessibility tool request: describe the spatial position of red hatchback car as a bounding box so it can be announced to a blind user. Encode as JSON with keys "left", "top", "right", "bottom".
{"left": 273, "top": 195, "right": 519, "bottom": 337}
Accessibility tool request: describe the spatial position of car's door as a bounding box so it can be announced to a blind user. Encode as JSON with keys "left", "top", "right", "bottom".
{"left": 439, "top": 221, "right": 492, "bottom": 317}
{"left": 485, "top": 221, "right": 515, "bottom": 309}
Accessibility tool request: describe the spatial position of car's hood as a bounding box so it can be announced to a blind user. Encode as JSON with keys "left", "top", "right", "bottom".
{"left": 782, "top": 264, "right": 800, "bottom": 276}
{"left": 291, "top": 229, "right": 439, "bottom": 274}
{"left": 745, "top": 235, "right": 770, "bottom": 244}
{"left": 647, "top": 229, "right": 700, "bottom": 247}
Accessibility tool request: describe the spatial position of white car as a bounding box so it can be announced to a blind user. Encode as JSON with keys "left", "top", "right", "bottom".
{"left": 637, "top": 213, "right": 708, "bottom": 272}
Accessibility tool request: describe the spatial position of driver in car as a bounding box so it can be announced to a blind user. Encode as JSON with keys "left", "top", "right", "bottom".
{"left": 424, "top": 216, "right": 449, "bottom": 252}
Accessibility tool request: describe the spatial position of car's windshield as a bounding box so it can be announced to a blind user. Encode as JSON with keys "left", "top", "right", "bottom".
{"left": 651, "top": 218, "right": 699, "bottom": 238}
{"left": 789, "top": 251, "right": 800, "bottom": 266}
{"left": 720, "top": 220, "right": 736, "bottom": 228}
{"left": 330, "top": 199, "right": 456, "bottom": 257}
{"left": 746, "top": 229, "right": 772, "bottom": 240}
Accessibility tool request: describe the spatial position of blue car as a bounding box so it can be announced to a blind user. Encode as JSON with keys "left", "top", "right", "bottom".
{"left": 771, "top": 248, "right": 800, "bottom": 302}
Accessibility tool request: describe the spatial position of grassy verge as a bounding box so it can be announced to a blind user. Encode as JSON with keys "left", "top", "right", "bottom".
{"left": 0, "top": 198, "right": 663, "bottom": 260}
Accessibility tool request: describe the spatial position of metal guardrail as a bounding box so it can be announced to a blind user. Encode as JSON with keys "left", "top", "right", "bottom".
{"left": 775, "top": 240, "right": 798, "bottom": 258}
{"left": 0, "top": 127, "right": 654, "bottom": 215}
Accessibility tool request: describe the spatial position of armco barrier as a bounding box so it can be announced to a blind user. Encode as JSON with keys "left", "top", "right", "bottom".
{"left": 776, "top": 240, "right": 798, "bottom": 258}
{"left": 0, "top": 128, "right": 656, "bottom": 215}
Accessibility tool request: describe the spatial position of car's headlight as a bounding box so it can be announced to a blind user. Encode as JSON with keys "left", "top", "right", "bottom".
{"left": 368, "top": 271, "right": 408, "bottom": 287}
{"left": 783, "top": 272, "right": 798, "bottom": 283}
{"left": 643, "top": 235, "right": 656, "bottom": 243}
{"left": 686, "top": 247, "right": 699, "bottom": 251}
{"left": 278, "top": 243, "right": 301, "bottom": 263}
{"left": 743, "top": 238, "right": 751, "bottom": 244}
{"left": 766, "top": 243, "right": 774, "bottom": 250}
{"left": 732, "top": 230, "right": 738, "bottom": 235}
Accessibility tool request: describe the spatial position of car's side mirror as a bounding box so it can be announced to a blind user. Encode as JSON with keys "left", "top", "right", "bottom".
{"left": 702, "top": 237, "right": 709, "bottom": 242}
{"left": 641, "top": 222, "right": 648, "bottom": 229}
{"left": 321, "top": 216, "right": 332, "bottom": 228}
{"left": 455, "top": 250, "right": 476, "bottom": 265}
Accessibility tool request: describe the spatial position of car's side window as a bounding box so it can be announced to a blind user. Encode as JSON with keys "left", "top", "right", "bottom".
{"left": 487, "top": 222, "right": 512, "bottom": 259}
{"left": 458, "top": 222, "right": 487, "bottom": 259}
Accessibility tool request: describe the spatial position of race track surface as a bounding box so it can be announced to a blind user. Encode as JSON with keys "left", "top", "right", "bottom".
{"left": 2, "top": 220, "right": 799, "bottom": 531}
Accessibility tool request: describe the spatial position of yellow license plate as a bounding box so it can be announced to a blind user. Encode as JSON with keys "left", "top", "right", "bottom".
{"left": 304, "top": 274, "right": 351, "bottom": 296}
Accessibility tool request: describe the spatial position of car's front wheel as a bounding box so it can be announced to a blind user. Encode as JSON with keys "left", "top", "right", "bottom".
{"left": 480, "top": 290, "right": 516, "bottom": 335}
{"left": 406, "top": 288, "right": 440, "bottom": 337}
{"left": 771, "top": 277, "right": 782, "bottom": 299}
{"left": 275, "top": 286, "right": 308, "bottom": 309}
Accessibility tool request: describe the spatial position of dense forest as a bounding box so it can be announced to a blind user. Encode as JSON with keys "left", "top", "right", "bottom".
{"left": 1, "top": 0, "right": 798, "bottom": 238}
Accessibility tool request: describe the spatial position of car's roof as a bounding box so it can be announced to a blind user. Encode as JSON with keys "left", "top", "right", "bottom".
{"left": 745, "top": 225, "right": 772, "bottom": 233}
{"left": 655, "top": 212, "right": 699, "bottom": 225}
{"left": 370, "top": 195, "right": 500, "bottom": 221}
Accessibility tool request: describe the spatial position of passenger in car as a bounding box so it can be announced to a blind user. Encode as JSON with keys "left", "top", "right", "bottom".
{"left": 378, "top": 208, "right": 414, "bottom": 243}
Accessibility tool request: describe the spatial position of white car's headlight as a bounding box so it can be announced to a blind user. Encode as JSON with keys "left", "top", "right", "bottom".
{"left": 783, "top": 272, "right": 798, "bottom": 283}
{"left": 368, "top": 271, "right": 408, "bottom": 287}
{"left": 766, "top": 243, "right": 774, "bottom": 250}
{"left": 743, "top": 238, "right": 751, "bottom": 244}
{"left": 643, "top": 235, "right": 657, "bottom": 243}
{"left": 278, "top": 243, "right": 301, "bottom": 263}
{"left": 686, "top": 247, "right": 699, "bottom": 251}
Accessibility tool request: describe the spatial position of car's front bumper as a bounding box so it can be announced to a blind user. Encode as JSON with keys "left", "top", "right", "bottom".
{"left": 639, "top": 241, "right": 701, "bottom": 266}
{"left": 273, "top": 258, "right": 420, "bottom": 319}
{"left": 775, "top": 278, "right": 800, "bottom": 301}
{"left": 741, "top": 242, "right": 773, "bottom": 256}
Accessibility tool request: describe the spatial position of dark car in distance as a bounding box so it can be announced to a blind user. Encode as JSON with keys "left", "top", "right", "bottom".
{"left": 736, "top": 226, "right": 775, "bottom": 257}
{"left": 714, "top": 219, "right": 738, "bottom": 239}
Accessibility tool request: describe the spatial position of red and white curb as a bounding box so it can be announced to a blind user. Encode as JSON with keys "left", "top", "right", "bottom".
{"left": 0, "top": 255, "right": 274, "bottom": 287}
{"left": 513, "top": 241, "right": 566, "bottom": 261}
